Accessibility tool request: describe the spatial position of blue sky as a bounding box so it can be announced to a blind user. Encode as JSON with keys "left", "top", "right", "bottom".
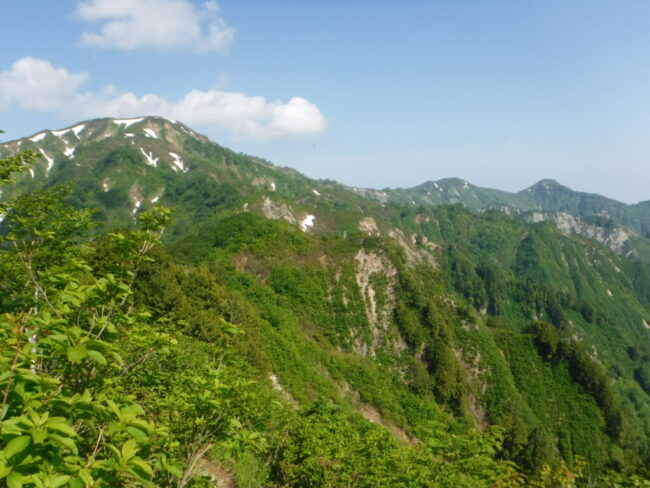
{"left": 1, "top": 0, "right": 650, "bottom": 202}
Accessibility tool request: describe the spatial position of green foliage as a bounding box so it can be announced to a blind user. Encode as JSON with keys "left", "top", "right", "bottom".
{"left": 4, "top": 121, "right": 650, "bottom": 486}
{"left": 0, "top": 190, "right": 166, "bottom": 485}
{"left": 0, "top": 133, "right": 37, "bottom": 184}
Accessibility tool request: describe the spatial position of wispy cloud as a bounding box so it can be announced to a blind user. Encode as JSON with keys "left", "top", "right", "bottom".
{"left": 0, "top": 58, "right": 327, "bottom": 140}
{"left": 76, "top": 0, "right": 235, "bottom": 53}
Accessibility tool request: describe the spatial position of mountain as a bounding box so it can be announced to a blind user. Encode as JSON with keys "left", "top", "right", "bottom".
{"left": 0, "top": 116, "right": 370, "bottom": 238}
{"left": 385, "top": 177, "right": 650, "bottom": 237}
{"left": 3, "top": 116, "right": 650, "bottom": 485}
{"left": 366, "top": 178, "right": 650, "bottom": 262}
{"left": 3, "top": 116, "right": 649, "bottom": 262}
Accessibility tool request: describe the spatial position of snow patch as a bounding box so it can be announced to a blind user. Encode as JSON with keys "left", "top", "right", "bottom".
{"left": 39, "top": 149, "right": 54, "bottom": 173}
{"left": 270, "top": 182, "right": 276, "bottom": 191}
{"left": 312, "top": 189, "right": 321, "bottom": 196}
{"left": 125, "top": 133, "right": 135, "bottom": 138}
{"left": 71, "top": 124, "right": 85, "bottom": 136}
{"left": 30, "top": 132, "right": 46, "bottom": 143}
{"left": 29, "top": 168, "right": 35, "bottom": 178}
{"left": 64, "top": 146, "right": 75, "bottom": 158}
{"left": 101, "top": 178, "right": 110, "bottom": 192}
{"left": 169, "top": 152, "right": 188, "bottom": 172}
{"left": 114, "top": 118, "right": 144, "bottom": 129}
{"left": 300, "top": 215, "right": 315, "bottom": 232}
{"left": 149, "top": 189, "right": 164, "bottom": 204}
{"left": 51, "top": 128, "right": 69, "bottom": 138}
{"left": 139, "top": 147, "right": 158, "bottom": 167}
{"left": 129, "top": 184, "right": 143, "bottom": 216}
{"left": 143, "top": 128, "right": 158, "bottom": 139}
{"left": 179, "top": 125, "right": 195, "bottom": 136}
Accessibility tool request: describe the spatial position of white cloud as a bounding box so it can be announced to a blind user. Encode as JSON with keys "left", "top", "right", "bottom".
{"left": 0, "top": 57, "right": 327, "bottom": 140}
{"left": 0, "top": 58, "right": 90, "bottom": 112}
{"left": 76, "top": 0, "right": 235, "bottom": 53}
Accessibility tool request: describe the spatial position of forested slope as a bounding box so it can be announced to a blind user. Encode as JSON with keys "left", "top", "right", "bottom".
{"left": 2, "top": 120, "right": 650, "bottom": 486}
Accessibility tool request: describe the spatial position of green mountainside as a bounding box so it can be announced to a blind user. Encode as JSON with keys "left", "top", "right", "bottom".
{"left": 371, "top": 179, "right": 650, "bottom": 262}
{"left": 387, "top": 177, "right": 650, "bottom": 237}
{"left": 3, "top": 116, "right": 649, "bottom": 262}
{"left": 2, "top": 117, "right": 650, "bottom": 486}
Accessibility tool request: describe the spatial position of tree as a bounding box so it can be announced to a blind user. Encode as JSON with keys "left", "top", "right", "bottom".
{"left": 0, "top": 145, "right": 172, "bottom": 487}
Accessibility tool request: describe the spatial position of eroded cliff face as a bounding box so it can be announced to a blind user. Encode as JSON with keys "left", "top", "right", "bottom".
{"left": 527, "top": 211, "right": 638, "bottom": 258}
{"left": 354, "top": 248, "right": 404, "bottom": 357}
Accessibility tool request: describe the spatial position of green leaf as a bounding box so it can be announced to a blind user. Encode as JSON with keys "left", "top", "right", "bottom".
{"left": 0, "top": 464, "right": 11, "bottom": 479}
{"left": 130, "top": 457, "right": 153, "bottom": 477}
{"left": 29, "top": 428, "right": 48, "bottom": 444}
{"left": 66, "top": 346, "right": 87, "bottom": 364}
{"left": 68, "top": 478, "right": 84, "bottom": 488}
{"left": 121, "top": 439, "right": 138, "bottom": 462}
{"left": 49, "top": 474, "right": 71, "bottom": 488}
{"left": 46, "top": 420, "right": 77, "bottom": 437}
{"left": 77, "top": 468, "right": 93, "bottom": 486}
{"left": 125, "top": 426, "right": 148, "bottom": 442}
{"left": 165, "top": 463, "right": 183, "bottom": 478}
{"left": 49, "top": 434, "right": 78, "bottom": 455}
{"left": 86, "top": 350, "right": 107, "bottom": 365}
{"left": 106, "top": 444, "right": 121, "bottom": 459}
{"left": 3, "top": 436, "right": 31, "bottom": 460}
{"left": 6, "top": 471, "right": 23, "bottom": 488}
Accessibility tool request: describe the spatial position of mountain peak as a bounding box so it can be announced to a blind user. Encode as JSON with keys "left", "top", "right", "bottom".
{"left": 417, "top": 178, "right": 473, "bottom": 191}
{"left": 0, "top": 115, "right": 219, "bottom": 194}
{"left": 4, "top": 115, "right": 204, "bottom": 149}
{"left": 522, "top": 179, "right": 572, "bottom": 194}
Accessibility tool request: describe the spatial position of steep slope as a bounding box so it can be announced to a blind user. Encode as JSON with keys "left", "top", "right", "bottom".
{"left": 3, "top": 117, "right": 650, "bottom": 480}
{"left": 163, "top": 202, "right": 650, "bottom": 476}
{"left": 520, "top": 179, "right": 650, "bottom": 236}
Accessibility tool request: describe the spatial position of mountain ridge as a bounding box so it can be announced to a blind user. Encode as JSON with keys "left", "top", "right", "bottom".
{"left": 3, "top": 115, "right": 647, "bottom": 205}
{"left": 2, "top": 115, "right": 650, "bottom": 262}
